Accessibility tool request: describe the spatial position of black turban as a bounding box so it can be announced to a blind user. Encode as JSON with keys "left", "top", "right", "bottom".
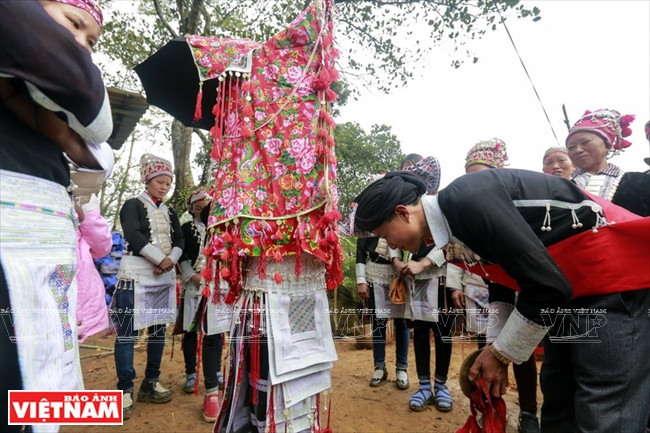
{"left": 354, "top": 171, "right": 427, "bottom": 232}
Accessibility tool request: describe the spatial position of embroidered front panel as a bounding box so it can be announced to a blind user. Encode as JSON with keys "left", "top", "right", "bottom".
{"left": 138, "top": 196, "right": 172, "bottom": 255}
{"left": 143, "top": 284, "right": 174, "bottom": 311}
{"left": 48, "top": 264, "right": 77, "bottom": 351}
{"left": 288, "top": 295, "right": 316, "bottom": 334}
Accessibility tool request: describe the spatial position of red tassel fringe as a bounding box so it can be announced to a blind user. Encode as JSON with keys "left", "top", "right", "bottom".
{"left": 193, "top": 83, "right": 203, "bottom": 123}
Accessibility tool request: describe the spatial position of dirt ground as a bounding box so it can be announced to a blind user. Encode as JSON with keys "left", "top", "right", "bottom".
{"left": 61, "top": 332, "right": 542, "bottom": 433}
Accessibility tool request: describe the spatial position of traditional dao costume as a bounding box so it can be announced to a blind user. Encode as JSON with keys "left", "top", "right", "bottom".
{"left": 569, "top": 109, "right": 634, "bottom": 201}
{"left": 179, "top": 191, "right": 214, "bottom": 333}
{"left": 178, "top": 190, "right": 229, "bottom": 418}
{"left": 353, "top": 170, "right": 650, "bottom": 433}
{"left": 184, "top": 1, "right": 342, "bottom": 432}
{"left": 112, "top": 154, "right": 184, "bottom": 396}
{"left": 0, "top": 2, "right": 111, "bottom": 431}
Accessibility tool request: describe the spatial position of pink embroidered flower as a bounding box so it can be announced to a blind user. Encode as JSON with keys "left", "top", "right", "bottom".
{"left": 296, "top": 153, "right": 316, "bottom": 175}
{"left": 272, "top": 162, "right": 286, "bottom": 178}
{"left": 285, "top": 66, "right": 303, "bottom": 84}
{"left": 264, "top": 138, "right": 283, "bottom": 155}
{"left": 301, "top": 102, "right": 316, "bottom": 121}
{"left": 285, "top": 197, "right": 298, "bottom": 210}
{"left": 263, "top": 64, "right": 280, "bottom": 81}
{"left": 283, "top": 114, "right": 296, "bottom": 128}
{"left": 288, "top": 137, "right": 311, "bottom": 160}
{"left": 255, "top": 189, "right": 268, "bottom": 201}
{"left": 225, "top": 200, "right": 244, "bottom": 217}
{"left": 271, "top": 86, "right": 285, "bottom": 101}
{"left": 295, "top": 76, "right": 313, "bottom": 97}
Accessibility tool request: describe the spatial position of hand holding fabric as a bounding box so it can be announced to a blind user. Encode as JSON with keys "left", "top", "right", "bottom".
{"left": 467, "top": 346, "right": 509, "bottom": 398}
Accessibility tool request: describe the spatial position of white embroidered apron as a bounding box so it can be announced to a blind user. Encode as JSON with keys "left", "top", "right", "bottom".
{"left": 0, "top": 171, "right": 83, "bottom": 419}
{"left": 117, "top": 255, "right": 175, "bottom": 330}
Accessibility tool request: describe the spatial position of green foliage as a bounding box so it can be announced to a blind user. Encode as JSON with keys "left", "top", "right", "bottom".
{"left": 97, "top": 0, "right": 541, "bottom": 95}
{"left": 334, "top": 122, "right": 403, "bottom": 213}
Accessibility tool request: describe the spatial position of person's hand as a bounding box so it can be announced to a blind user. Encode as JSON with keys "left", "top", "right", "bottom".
{"left": 392, "top": 258, "right": 406, "bottom": 274}
{"left": 399, "top": 259, "right": 430, "bottom": 277}
{"left": 357, "top": 283, "right": 369, "bottom": 301}
{"left": 154, "top": 257, "right": 174, "bottom": 275}
{"left": 451, "top": 290, "right": 465, "bottom": 309}
{"left": 190, "top": 273, "right": 202, "bottom": 288}
{"left": 468, "top": 345, "right": 509, "bottom": 398}
{"left": 74, "top": 201, "right": 85, "bottom": 224}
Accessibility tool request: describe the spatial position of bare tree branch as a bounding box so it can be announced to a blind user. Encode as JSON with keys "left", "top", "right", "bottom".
{"left": 153, "top": 0, "right": 178, "bottom": 38}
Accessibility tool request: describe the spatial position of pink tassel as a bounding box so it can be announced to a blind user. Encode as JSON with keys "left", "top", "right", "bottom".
{"left": 242, "top": 104, "right": 254, "bottom": 118}
{"left": 193, "top": 82, "right": 204, "bottom": 123}
{"left": 241, "top": 125, "right": 253, "bottom": 138}
{"left": 313, "top": 79, "right": 328, "bottom": 91}
{"left": 326, "top": 89, "right": 338, "bottom": 102}
{"left": 210, "top": 141, "right": 221, "bottom": 161}
{"left": 318, "top": 68, "right": 330, "bottom": 83}
{"left": 241, "top": 80, "right": 252, "bottom": 93}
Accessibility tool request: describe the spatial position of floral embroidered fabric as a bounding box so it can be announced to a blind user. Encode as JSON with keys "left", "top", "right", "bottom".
{"left": 198, "top": 0, "right": 342, "bottom": 301}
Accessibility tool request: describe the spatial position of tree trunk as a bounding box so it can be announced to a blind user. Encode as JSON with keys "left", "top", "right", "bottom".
{"left": 111, "top": 132, "right": 137, "bottom": 231}
{"left": 170, "top": 118, "right": 195, "bottom": 210}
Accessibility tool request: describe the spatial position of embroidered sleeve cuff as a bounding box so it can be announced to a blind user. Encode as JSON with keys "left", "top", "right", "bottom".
{"left": 445, "top": 263, "right": 463, "bottom": 290}
{"left": 355, "top": 263, "right": 367, "bottom": 285}
{"left": 493, "top": 309, "right": 549, "bottom": 364}
{"left": 179, "top": 260, "right": 195, "bottom": 282}
{"left": 169, "top": 247, "right": 183, "bottom": 264}
{"left": 486, "top": 302, "right": 514, "bottom": 343}
{"left": 139, "top": 243, "right": 166, "bottom": 265}
{"left": 426, "top": 248, "right": 446, "bottom": 267}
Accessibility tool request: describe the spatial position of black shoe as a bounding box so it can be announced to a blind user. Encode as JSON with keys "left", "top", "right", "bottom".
{"left": 518, "top": 411, "right": 540, "bottom": 433}
{"left": 137, "top": 379, "right": 172, "bottom": 404}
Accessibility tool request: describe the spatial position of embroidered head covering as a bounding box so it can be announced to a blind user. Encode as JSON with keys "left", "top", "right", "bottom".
{"left": 403, "top": 156, "right": 441, "bottom": 195}
{"left": 187, "top": 189, "right": 212, "bottom": 211}
{"left": 542, "top": 146, "right": 568, "bottom": 161}
{"left": 50, "top": 0, "right": 103, "bottom": 26}
{"left": 140, "top": 153, "right": 173, "bottom": 183}
{"left": 464, "top": 138, "right": 509, "bottom": 169}
{"left": 566, "top": 109, "right": 635, "bottom": 152}
{"left": 401, "top": 153, "right": 423, "bottom": 169}
{"left": 354, "top": 171, "right": 427, "bottom": 232}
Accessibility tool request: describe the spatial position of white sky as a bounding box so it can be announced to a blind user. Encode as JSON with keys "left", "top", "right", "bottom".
{"left": 337, "top": 0, "right": 650, "bottom": 188}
